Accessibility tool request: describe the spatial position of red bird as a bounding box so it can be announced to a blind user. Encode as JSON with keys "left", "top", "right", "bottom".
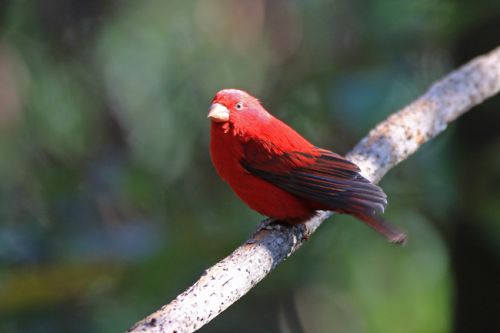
{"left": 208, "top": 89, "right": 406, "bottom": 244}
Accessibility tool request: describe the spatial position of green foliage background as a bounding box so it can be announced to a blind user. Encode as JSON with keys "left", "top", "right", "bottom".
{"left": 0, "top": 1, "right": 499, "bottom": 332}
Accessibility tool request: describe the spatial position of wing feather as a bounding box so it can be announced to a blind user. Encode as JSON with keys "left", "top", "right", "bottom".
{"left": 241, "top": 146, "right": 387, "bottom": 215}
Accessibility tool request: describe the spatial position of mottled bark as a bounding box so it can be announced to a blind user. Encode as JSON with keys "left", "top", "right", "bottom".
{"left": 127, "top": 46, "right": 500, "bottom": 333}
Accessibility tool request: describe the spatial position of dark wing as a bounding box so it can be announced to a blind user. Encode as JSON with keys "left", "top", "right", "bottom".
{"left": 241, "top": 147, "right": 387, "bottom": 216}
{"left": 241, "top": 143, "right": 406, "bottom": 244}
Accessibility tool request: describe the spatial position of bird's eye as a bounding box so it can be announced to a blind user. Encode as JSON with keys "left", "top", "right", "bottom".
{"left": 235, "top": 102, "right": 243, "bottom": 110}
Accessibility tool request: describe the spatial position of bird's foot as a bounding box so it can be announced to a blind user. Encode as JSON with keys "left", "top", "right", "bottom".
{"left": 246, "top": 218, "right": 288, "bottom": 244}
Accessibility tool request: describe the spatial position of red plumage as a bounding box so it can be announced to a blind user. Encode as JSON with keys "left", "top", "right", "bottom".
{"left": 208, "top": 89, "right": 406, "bottom": 244}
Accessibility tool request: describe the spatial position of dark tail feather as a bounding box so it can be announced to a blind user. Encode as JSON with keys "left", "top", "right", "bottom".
{"left": 355, "top": 213, "right": 407, "bottom": 245}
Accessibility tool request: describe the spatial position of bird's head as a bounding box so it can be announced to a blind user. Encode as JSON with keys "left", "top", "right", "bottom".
{"left": 208, "top": 89, "right": 271, "bottom": 130}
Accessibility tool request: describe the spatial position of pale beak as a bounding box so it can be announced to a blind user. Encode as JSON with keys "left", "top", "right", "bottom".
{"left": 207, "top": 103, "right": 230, "bottom": 122}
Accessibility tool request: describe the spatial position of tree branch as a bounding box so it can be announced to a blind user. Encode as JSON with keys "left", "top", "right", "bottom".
{"left": 127, "top": 46, "right": 500, "bottom": 333}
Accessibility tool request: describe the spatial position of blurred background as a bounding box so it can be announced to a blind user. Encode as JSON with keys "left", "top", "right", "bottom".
{"left": 0, "top": 1, "right": 499, "bottom": 332}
